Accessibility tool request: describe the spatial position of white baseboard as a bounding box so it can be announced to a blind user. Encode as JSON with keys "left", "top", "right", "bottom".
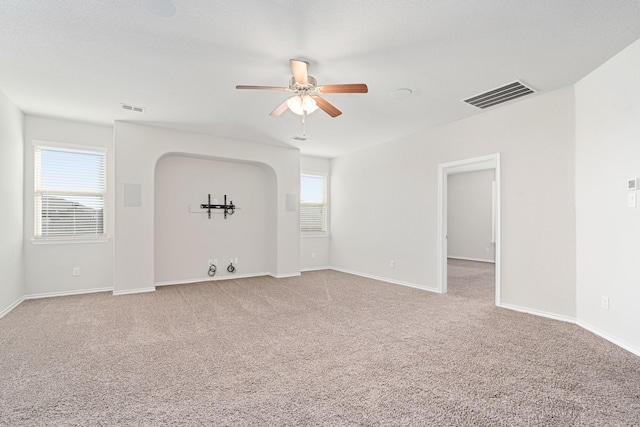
{"left": 269, "top": 272, "right": 302, "bottom": 279}
{"left": 155, "top": 272, "right": 271, "bottom": 287}
{"left": 112, "top": 287, "right": 156, "bottom": 296}
{"left": 0, "top": 296, "right": 26, "bottom": 320}
{"left": 331, "top": 268, "right": 439, "bottom": 293}
{"left": 448, "top": 256, "right": 495, "bottom": 264}
{"left": 301, "top": 266, "right": 331, "bottom": 272}
{"left": 25, "top": 287, "right": 114, "bottom": 300}
{"left": 499, "top": 302, "right": 576, "bottom": 324}
{"left": 576, "top": 320, "right": 640, "bottom": 357}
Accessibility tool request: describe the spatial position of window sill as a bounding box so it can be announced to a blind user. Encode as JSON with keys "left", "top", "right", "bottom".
{"left": 301, "top": 232, "right": 329, "bottom": 238}
{"left": 31, "top": 237, "right": 110, "bottom": 245}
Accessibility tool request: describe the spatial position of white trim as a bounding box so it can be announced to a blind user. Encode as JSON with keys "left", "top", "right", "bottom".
{"left": 331, "top": 268, "right": 439, "bottom": 293}
{"left": 447, "top": 256, "right": 495, "bottom": 263}
{"left": 112, "top": 287, "right": 156, "bottom": 296}
{"left": 0, "top": 297, "right": 26, "bottom": 320}
{"left": 155, "top": 272, "right": 271, "bottom": 286}
{"left": 577, "top": 320, "right": 640, "bottom": 357}
{"left": 31, "top": 237, "right": 110, "bottom": 245}
{"left": 437, "top": 153, "right": 501, "bottom": 306}
{"left": 300, "top": 233, "right": 329, "bottom": 238}
{"left": 33, "top": 139, "right": 108, "bottom": 154}
{"left": 499, "top": 303, "right": 575, "bottom": 324}
{"left": 301, "top": 266, "right": 331, "bottom": 272}
{"left": 24, "top": 287, "right": 114, "bottom": 300}
{"left": 269, "top": 272, "right": 302, "bottom": 279}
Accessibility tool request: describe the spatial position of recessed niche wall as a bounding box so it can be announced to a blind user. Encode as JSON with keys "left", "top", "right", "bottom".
{"left": 154, "top": 154, "right": 276, "bottom": 284}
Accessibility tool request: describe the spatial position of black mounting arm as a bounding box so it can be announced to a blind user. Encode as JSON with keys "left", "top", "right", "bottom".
{"left": 200, "top": 194, "right": 236, "bottom": 219}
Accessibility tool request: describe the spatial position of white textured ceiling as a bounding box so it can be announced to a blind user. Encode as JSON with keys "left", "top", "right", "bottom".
{"left": 2, "top": 0, "right": 639, "bottom": 158}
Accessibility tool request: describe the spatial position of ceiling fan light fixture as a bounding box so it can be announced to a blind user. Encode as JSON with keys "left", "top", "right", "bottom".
{"left": 286, "top": 95, "right": 318, "bottom": 115}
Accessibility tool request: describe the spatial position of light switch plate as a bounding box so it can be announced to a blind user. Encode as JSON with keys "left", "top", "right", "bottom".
{"left": 628, "top": 193, "right": 637, "bottom": 208}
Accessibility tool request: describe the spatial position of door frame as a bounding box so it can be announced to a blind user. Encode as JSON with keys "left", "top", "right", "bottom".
{"left": 437, "top": 153, "right": 501, "bottom": 305}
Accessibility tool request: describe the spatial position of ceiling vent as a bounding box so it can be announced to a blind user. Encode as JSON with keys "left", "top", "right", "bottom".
{"left": 463, "top": 81, "right": 535, "bottom": 109}
{"left": 121, "top": 103, "right": 146, "bottom": 113}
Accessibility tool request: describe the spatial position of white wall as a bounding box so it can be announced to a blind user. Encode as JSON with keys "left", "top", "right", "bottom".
{"left": 331, "top": 87, "right": 576, "bottom": 318}
{"left": 447, "top": 169, "right": 495, "bottom": 262}
{"left": 575, "top": 39, "right": 640, "bottom": 354}
{"left": 0, "top": 91, "right": 24, "bottom": 316}
{"left": 114, "top": 122, "right": 300, "bottom": 294}
{"left": 154, "top": 155, "right": 275, "bottom": 283}
{"left": 23, "top": 115, "right": 114, "bottom": 296}
{"left": 300, "top": 155, "right": 331, "bottom": 271}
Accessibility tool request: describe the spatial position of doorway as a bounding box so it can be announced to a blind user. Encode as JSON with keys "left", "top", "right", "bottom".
{"left": 437, "top": 154, "right": 501, "bottom": 305}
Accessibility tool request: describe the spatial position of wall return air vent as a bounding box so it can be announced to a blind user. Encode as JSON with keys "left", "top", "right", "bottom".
{"left": 463, "top": 81, "right": 535, "bottom": 109}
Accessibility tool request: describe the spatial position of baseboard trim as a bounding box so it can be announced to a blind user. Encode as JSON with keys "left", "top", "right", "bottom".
{"left": 269, "top": 272, "right": 302, "bottom": 279}
{"left": 155, "top": 272, "right": 271, "bottom": 287}
{"left": 25, "top": 287, "right": 114, "bottom": 300}
{"left": 499, "top": 302, "right": 575, "bottom": 324}
{"left": 0, "top": 296, "right": 26, "bottom": 320}
{"left": 448, "top": 256, "right": 495, "bottom": 264}
{"left": 301, "top": 266, "right": 331, "bottom": 272}
{"left": 112, "top": 287, "right": 156, "bottom": 296}
{"left": 331, "top": 268, "right": 439, "bottom": 293}
{"left": 576, "top": 320, "right": 640, "bottom": 357}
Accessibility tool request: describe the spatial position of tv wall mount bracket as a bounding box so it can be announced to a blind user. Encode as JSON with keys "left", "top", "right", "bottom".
{"left": 200, "top": 194, "right": 236, "bottom": 219}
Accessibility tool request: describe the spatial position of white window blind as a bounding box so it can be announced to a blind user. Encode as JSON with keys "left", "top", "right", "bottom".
{"left": 300, "top": 173, "right": 326, "bottom": 233}
{"left": 34, "top": 145, "right": 106, "bottom": 239}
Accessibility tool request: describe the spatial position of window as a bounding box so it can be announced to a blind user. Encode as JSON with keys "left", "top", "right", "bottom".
{"left": 34, "top": 144, "right": 106, "bottom": 239}
{"left": 300, "top": 173, "right": 327, "bottom": 233}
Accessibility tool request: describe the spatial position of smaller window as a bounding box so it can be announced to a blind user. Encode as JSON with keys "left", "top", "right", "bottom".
{"left": 300, "top": 173, "right": 327, "bottom": 233}
{"left": 34, "top": 144, "right": 107, "bottom": 239}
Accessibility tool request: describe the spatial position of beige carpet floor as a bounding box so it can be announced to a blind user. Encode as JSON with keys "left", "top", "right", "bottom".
{"left": 1, "top": 262, "right": 639, "bottom": 426}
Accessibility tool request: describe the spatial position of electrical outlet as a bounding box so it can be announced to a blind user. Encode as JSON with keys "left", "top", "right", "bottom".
{"left": 602, "top": 296, "right": 609, "bottom": 310}
{"left": 311, "top": 252, "right": 316, "bottom": 259}
{"left": 73, "top": 267, "right": 80, "bottom": 276}
{"left": 390, "top": 260, "right": 395, "bottom": 268}
{"left": 213, "top": 259, "right": 218, "bottom": 266}
{"left": 208, "top": 259, "right": 213, "bottom": 266}
{"left": 213, "top": 198, "right": 218, "bottom": 204}
{"left": 234, "top": 258, "right": 238, "bottom": 264}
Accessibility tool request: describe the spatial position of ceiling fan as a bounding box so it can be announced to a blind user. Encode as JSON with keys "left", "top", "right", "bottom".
{"left": 236, "top": 59, "right": 368, "bottom": 118}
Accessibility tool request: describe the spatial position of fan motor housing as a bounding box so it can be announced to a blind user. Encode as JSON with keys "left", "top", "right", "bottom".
{"left": 290, "top": 76, "right": 317, "bottom": 91}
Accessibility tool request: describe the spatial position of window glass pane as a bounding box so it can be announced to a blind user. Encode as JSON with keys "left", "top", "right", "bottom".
{"left": 301, "top": 175, "right": 324, "bottom": 203}
{"left": 35, "top": 145, "right": 106, "bottom": 238}
{"left": 40, "top": 149, "right": 104, "bottom": 191}
{"left": 300, "top": 173, "right": 326, "bottom": 233}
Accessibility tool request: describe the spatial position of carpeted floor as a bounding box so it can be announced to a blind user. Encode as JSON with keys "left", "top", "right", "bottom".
{"left": 1, "top": 262, "right": 639, "bottom": 426}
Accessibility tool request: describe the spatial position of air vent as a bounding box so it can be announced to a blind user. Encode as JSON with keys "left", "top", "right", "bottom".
{"left": 120, "top": 103, "right": 146, "bottom": 113}
{"left": 463, "top": 81, "right": 535, "bottom": 109}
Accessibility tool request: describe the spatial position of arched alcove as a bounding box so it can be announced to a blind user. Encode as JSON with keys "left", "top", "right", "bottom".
{"left": 154, "top": 153, "right": 277, "bottom": 284}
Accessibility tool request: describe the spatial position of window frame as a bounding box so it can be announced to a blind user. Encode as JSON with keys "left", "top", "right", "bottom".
{"left": 300, "top": 172, "right": 328, "bottom": 236}
{"left": 32, "top": 140, "right": 108, "bottom": 244}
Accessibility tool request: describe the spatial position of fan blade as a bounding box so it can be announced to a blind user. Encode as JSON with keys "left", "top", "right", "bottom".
{"left": 236, "top": 85, "right": 289, "bottom": 91}
{"left": 270, "top": 99, "right": 290, "bottom": 116}
{"left": 313, "top": 96, "right": 342, "bottom": 118}
{"left": 290, "top": 59, "right": 309, "bottom": 85}
{"left": 319, "top": 84, "right": 368, "bottom": 94}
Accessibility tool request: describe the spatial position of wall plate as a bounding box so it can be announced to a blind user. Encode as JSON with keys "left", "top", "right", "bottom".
{"left": 628, "top": 178, "right": 638, "bottom": 191}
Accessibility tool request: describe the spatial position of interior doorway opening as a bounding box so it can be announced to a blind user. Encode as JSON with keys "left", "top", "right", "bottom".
{"left": 437, "top": 154, "right": 501, "bottom": 305}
